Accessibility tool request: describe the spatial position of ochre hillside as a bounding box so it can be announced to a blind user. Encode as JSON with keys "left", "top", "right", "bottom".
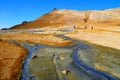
{"left": 11, "top": 8, "right": 120, "bottom": 29}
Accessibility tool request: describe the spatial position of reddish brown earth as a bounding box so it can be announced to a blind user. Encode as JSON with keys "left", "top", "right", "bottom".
{"left": 0, "top": 41, "right": 27, "bottom": 80}
{"left": 0, "top": 33, "right": 73, "bottom": 46}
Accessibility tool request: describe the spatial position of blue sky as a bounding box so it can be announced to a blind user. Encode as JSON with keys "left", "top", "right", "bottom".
{"left": 0, "top": 0, "right": 120, "bottom": 29}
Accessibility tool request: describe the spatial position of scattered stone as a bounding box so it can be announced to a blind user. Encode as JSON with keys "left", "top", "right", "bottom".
{"left": 53, "top": 54, "right": 56, "bottom": 57}
{"left": 62, "top": 69, "right": 71, "bottom": 75}
{"left": 60, "top": 53, "right": 65, "bottom": 60}
{"left": 32, "top": 55, "right": 37, "bottom": 59}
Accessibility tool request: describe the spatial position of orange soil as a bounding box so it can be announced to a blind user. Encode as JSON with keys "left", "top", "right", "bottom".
{"left": 0, "top": 33, "right": 72, "bottom": 46}
{"left": 0, "top": 41, "right": 27, "bottom": 80}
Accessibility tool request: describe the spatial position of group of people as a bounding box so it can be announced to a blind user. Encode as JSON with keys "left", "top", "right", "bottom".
{"left": 84, "top": 26, "right": 94, "bottom": 29}
{"left": 73, "top": 25, "right": 94, "bottom": 29}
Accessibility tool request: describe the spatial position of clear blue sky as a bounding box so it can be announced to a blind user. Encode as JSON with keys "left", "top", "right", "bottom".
{"left": 0, "top": 0, "right": 120, "bottom": 29}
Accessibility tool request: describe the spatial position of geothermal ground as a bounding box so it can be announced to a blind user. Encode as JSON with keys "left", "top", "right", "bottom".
{"left": 0, "top": 26, "right": 120, "bottom": 80}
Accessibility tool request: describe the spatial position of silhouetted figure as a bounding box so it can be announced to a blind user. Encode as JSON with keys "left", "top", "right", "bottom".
{"left": 84, "top": 26, "right": 87, "bottom": 29}
{"left": 91, "top": 26, "right": 94, "bottom": 29}
{"left": 74, "top": 25, "right": 76, "bottom": 29}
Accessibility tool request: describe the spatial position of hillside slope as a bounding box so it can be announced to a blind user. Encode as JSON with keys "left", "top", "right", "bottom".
{"left": 11, "top": 8, "right": 120, "bottom": 29}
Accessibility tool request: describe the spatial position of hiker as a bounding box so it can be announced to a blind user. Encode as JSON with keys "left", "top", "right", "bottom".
{"left": 84, "top": 26, "right": 87, "bottom": 29}
{"left": 74, "top": 25, "right": 76, "bottom": 29}
{"left": 91, "top": 26, "right": 94, "bottom": 29}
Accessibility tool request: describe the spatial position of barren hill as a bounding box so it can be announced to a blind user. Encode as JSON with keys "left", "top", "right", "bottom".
{"left": 11, "top": 8, "right": 120, "bottom": 29}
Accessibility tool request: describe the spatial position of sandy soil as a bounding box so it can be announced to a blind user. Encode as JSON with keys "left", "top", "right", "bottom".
{"left": 0, "top": 41, "right": 27, "bottom": 80}
{"left": 66, "top": 27, "right": 120, "bottom": 78}
{"left": 0, "top": 33, "right": 72, "bottom": 46}
{"left": 66, "top": 28, "right": 120, "bottom": 50}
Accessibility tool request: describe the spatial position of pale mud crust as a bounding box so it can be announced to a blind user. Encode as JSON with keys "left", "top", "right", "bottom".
{"left": 0, "top": 41, "right": 27, "bottom": 80}
{"left": 66, "top": 29, "right": 120, "bottom": 78}
{"left": 66, "top": 29, "right": 120, "bottom": 50}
